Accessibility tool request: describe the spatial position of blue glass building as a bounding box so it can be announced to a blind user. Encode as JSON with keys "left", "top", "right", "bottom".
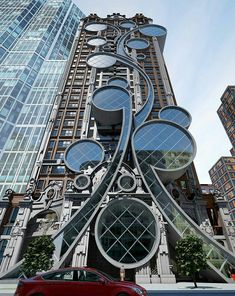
{"left": 0, "top": 0, "right": 85, "bottom": 197}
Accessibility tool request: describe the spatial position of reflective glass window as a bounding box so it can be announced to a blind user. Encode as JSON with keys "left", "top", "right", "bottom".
{"left": 64, "top": 140, "right": 104, "bottom": 172}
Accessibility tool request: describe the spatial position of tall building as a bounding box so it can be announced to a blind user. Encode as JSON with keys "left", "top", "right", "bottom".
{"left": 209, "top": 86, "right": 235, "bottom": 221}
{"left": 0, "top": 0, "right": 85, "bottom": 197}
{"left": 209, "top": 157, "right": 235, "bottom": 220}
{"left": 1, "top": 13, "right": 235, "bottom": 283}
{"left": 217, "top": 86, "right": 235, "bottom": 151}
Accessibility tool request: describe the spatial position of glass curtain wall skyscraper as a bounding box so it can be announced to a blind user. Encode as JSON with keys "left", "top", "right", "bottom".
{"left": 1, "top": 13, "right": 235, "bottom": 283}
{"left": 0, "top": 0, "right": 85, "bottom": 197}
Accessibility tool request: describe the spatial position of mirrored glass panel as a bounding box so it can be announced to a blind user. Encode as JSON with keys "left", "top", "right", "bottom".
{"left": 87, "top": 37, "right": 107, "bottom": 47}
{"left": 85, "top": 23, "right": 107, "bottom": 32}
{"left": 120, "top": 20, "right": 136, "bottom": 29}
{"left": 87, "top": 54, "right": 117, "bottom": 69}
{"left": 107, "top": 76, "right": 128, "bottom": 88}
{"left": 93, "top": 86, "right": 130, "bottom": 111}
{"left": 126, "top": 38, "right": 149, "bottom": 50}
{"left": 134, "top": 121, "right": 195, "bottom": 171}
{"left": 64, "top": 140, "right": 104, "bottom": 172}
{"left": 139, "top": 24, "right": 167, "bottom": 37}
{"left": 159, "top": 106, "right": 191, "bottom": 128}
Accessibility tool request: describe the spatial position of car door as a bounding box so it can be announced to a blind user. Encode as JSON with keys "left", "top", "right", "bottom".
{"left": 72, "top": 269, "right": 110, "bottom": 296}
{"left": 42, "top": 269, "right": 76, "bottom": 296}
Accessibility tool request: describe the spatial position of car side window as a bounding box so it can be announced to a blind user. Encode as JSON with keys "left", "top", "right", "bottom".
{"left": 78, "top": 270, "right": 100, "bottom": 282}
{"left": 43, "top": 270, "right": 74, "bottom": 281}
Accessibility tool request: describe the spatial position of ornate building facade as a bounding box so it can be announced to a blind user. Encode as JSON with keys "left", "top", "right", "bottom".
{"left": 1, "top": 13, "right": 235, "bottom": 283}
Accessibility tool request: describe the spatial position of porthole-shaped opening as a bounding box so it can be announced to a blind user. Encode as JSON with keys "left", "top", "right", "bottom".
{"left": 139, "top": 24, "right": 166, "bottom": 37}
{"left": 74, "top": 174, "right": 91, "bottom": 190}
{"left": 118, "top": 174, "right": 136, "bottom": 192}
{"left": 85, "top": 23, "right": 107, "bottom": 32}
{"left": 87, "top": 53, "right": 117, "bottom": 69}
{"left": 136, "top": 53, "right": 146, "bottom": 61}
{"left": 159, "top": 106, "right": 191, "bottom": 129}
{"left": 87, "top": 36, "right": 107, "bottom": 47}
{"left": 120, "top": 20, "right": 136, "bottom": 29}
{"left": 126, "top": 38, "right": 149, "bottom": 50}
{"left": 107, "top": 76, "right": 129, "bottom": 88}
{"left": 64, "top": 139, "right": 104, "bottom": 173}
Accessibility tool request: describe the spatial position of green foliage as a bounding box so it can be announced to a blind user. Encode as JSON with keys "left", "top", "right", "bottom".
{"left": 22, "top": 235, "right": 55, "bottom": 277}
{"left": 175, "top": 235, "right": 207, "bottom": 287}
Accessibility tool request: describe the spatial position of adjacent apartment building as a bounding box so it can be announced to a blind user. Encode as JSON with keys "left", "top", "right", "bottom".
{"left": 0, "top": 13, "right": 235, "bottom": 284}
{"left": 209, "top": 86, "right": 235, "bottom": 221}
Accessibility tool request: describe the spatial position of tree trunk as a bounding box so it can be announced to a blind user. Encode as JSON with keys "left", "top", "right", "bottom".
{"left": 193, "top": 273, "right": 197, "bottom": 288}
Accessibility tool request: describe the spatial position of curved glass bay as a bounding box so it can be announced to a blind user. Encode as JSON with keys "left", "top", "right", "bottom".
{"left": 132, "top": 123, "right": 235, "bottom": 279}
{"left": 52, "top": 99, "right": 132, "bottom": 268}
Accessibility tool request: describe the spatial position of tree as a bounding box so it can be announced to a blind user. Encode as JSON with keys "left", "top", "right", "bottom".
{"left": 22, "top": 235, "right": 55, "bottom": 277}
{"left": 175, "top": 235, "right": 207, "bottom": 288}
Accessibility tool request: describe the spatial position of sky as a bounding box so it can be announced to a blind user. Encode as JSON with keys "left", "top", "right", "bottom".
{"left": 74, "top": 0, "right": 235, "bottom": 184}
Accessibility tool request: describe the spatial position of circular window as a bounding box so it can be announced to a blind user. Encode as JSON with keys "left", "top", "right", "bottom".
{"left": 136, "top": 53, "right": 146, "bottom": 61}
{"left": 95, "top": 198, "right": 160, "bottom": 268}
{"left": 139, "top": 24, "right": 166, "bottom": 37}
{"left": 87, "top": 54, "right": 117, "bottom": 69}
{"left": 46, "top": 188, "right": 55, "bottom": 199}
{"left": 87, "top": 36, "right": 106, "bottom": 47}
{"left": 118, "top": 174, "right": 136, "bottom": 192}
{"left": 133, "top": 120, "right": 195, "bottom": 171}
{"left": 85, "top": 23, "right": 107, "bottom": 32}
{"left": 102, "top": 45, "right": 111, "bottom": 51}
{"left": 159, "top": 106, "right": 191, "bottom": 129}
{"left": 107, "top": 76, "right": 128, "bottom": 88}
{"left": 92, "top": 85, "right": 130, "bottom": 111}
{"left": 74, "top": 174, "right": 91, "bottom": 190}
{"left": 126, "top": 38, "right": 149, "bottom": 50}
{"left": 120, "top": 20, "right": 136, "bottom": 29}
{"left": 64, "top": 139, "right": 104, "bottom": 173}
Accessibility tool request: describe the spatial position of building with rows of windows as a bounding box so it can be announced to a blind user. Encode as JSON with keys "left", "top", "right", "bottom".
{"left": 0, "top": 0, "right": 85, "bottom": 271}
{"left": 0, "top": 0, "right": 84, "bottom": 197}
{"left": 1, "top": 12, "right": 235, "bottom": 284}
{"left": 209, "top": 86, "right": 235, "bottom": 221}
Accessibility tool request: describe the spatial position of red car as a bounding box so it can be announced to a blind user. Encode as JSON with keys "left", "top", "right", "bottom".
{"left": 14, "top": 267, "right": 147, "bottom": 296}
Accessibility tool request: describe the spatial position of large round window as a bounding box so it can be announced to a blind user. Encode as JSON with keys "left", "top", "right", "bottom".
{"left": 85, "top": 23, "right": 107, "bottom": 32}
{"left": 159, "top": 106, "right": 191, "bottom": 129}
{"left": 64, "top": 139, "right": 104, "bottom": 173}
{"left": 139, "top": 24, "right": 166, "bottom": 37}
{"left": 120, "top": 20, "right": 136, "bottom": 29}
{"left": 95, "top": 198, "right": 160, "bottom": 268}
{"left": 92, "top": 85, "right": 130, "bottom": 111}
{"left": 126, "top": 38, "right": 149, "bottom": 50}
{"left": 87, "top": 36, "right": 107, "bottom": 47}
{"left": 87, "top": 53, "right": 117, "bottom": 69}
{"left": 133, "top": 120, "right": 195, "bottom": 171}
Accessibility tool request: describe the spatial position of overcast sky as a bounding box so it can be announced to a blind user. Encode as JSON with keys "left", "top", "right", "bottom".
{"left": 74, "top": 0, "right": 235, "bottom": 184}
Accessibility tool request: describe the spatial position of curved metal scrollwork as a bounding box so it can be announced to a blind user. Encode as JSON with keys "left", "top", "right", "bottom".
{"left": 51, "top": 20, "right": 235, "bottom": 278}
{"left": 2, "top": 19, "right": 235, "bottom": 281}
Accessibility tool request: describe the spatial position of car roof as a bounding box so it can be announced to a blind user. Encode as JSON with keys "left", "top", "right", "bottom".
{"left": 41, "top": 267, "right": 101, "bottom": 275}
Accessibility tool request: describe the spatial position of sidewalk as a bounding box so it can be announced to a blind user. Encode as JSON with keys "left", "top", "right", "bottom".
{"left": 0, "top": 280, "right": 235, "bottom": 295}
{"left": 143, "top": 282, "right": 235, "bottom": 295}
{"left": 0, "top": 279, "right": 17, "bottom": 295}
